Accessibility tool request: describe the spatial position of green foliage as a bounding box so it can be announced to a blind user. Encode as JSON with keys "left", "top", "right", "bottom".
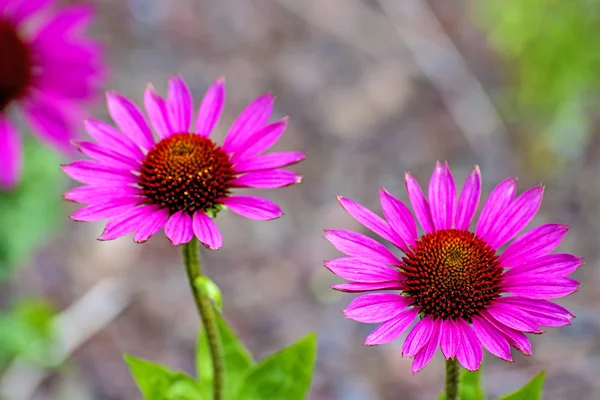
{"left": 235, "top": 333, "right": 317, "bottom": 400}
{"left": 0, "top": 137, "right": 65, "bottom": 278}
{"left": 438, "top": 364, "right": 485, "bottom": 400}
{"left": 194, "top": 276, "right": 223, "bottom": 311}
{"left": 498, "top": 372, "right": 545, "bottom": 400}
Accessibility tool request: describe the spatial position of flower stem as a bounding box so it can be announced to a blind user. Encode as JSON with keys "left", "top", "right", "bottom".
{"left": 445, "top": 358, "right": 459, "bottom": 400}
{"left": 182, "top": 237, "right": 223, "bottom": 400}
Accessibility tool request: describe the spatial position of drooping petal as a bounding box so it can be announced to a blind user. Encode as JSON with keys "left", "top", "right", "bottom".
{"left": 479, "top": 310, "right": 532, "bottom": 355}
{"left": 455, "top": 166, "right": 481, "bottom": 230}
{"left": 99, "top": 205, "right": 156, "bottom": 241}
{"left": 144, "top": 84, "right": 172, "bottom": 139}
{"left": 192, "top": 211, "right": 223, "bottom": 250}
{"left": 472, "top": 316, "right": 512, "bottom": 361}
{"left": 164, "top": 210, "right": 194, "bottom": 245}
{"left": 230, "top": 119, "right": 288, "bottom": 163}
{"left": 133, "top": 207, "right": 170, "bottom": 243}
{"left": 64, "top": 185, "right": 142, "bottom": 204}
{"left": 62, "top": 160, "right": 137, "bottom": 185}
{"left": 219, "top": 196, "right": 283, "bottom": 221}
{"left": 503, "top": 254, "right": 583, "bottom": 278}
{"left": 364, "top": 308, "right": 419, "bottom": 345}
{"left": 324, "top": 257, "right": 404, "bottom": 283}
{"left": 233, "top": 152, "right": 306, "bottom": 173}
{"left": 343, "top": 293, "right": 411, "bottom": 323}
{"left": 72, "top": 140, "right": 140, "bottom": 170}
{"left": 0, "top": 116, "right": 21, "bottom": 189}
{"left": 455, "top": 319, "right": 483, "bottom": 371}
{"left": 440, "top": 319, "right": 460, "bottom": 359}
{"left": 412, "top": 318, "right": 442, "bottom": 374}
{"left": 404, "top": 172, "right": 434, "bottom": 233}
{"left": 428, "top": 161, "right": 456, "bottom": 230}
{"left": 331, "top": 281, "right": 404, "bottom": 293}
{"left": 475, "top": 177, "right": 517, "bottom": 238}
{"left": 402, "top": 316, "right": 435, "bottom": 358}
{"left": 324, "top": 230, "right": 403, "bottom": 265}
{"left": 195, "top": 77, "right": 225, "bottom": 137}
{"left": 167, "top": 75, "right": 193, "bottom": 132}
{"left": 492, "top": 297, "right": 573, "bottom": 327}
{"left": 71, "top": 197, "right": 141, "bottom": 222}
{"left": 379, "top": 188, "right": 418, "bottom": 250}
{"left": 84, "top": 119, "right": 145, "bottom": 161}
{"left": 486, "top": 303, "right": 542, "bottom": 333}
{"left": 499, "top": 224, "right": 568, "bottom": 267}
{"left": 337, "top": 195, "right": 404, "bottom": 249}
{"left": 230, "top": 169, "right": 302, "bottom": 189}
{"left": 222, "top": 93, "right": 274, "bottom": 155}
{"left": 106, "top": 91, "right": 155, "bottom": 150}
{"left": 483, "top": 186, "right": 545, "bottom": 250}
{"left": 502, "top": 275, "right": 579, "bottom": 299}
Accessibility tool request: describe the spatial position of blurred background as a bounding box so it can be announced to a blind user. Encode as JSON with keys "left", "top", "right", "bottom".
{"left": 1, "top": 0, "right": 600, "bottom": 399}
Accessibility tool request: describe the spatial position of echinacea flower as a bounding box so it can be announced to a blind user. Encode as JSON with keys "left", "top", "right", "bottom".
{"left": 0, "top": 0, "right": 104, "bottom": 189}
{"left": 63, "top": 76, "right": 304, "bottom": 248}
{"left": 325, "top": 162, "right": 581, "bottom": 373}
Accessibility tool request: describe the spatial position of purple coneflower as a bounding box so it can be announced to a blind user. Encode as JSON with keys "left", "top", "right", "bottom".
{"left": 325, "top": 162, "right": 581, "bottom": 373}
{"left": 0, "top": 0, "right": 104, "bottom": 189}
{"left": 63, "top": 76, "right": 304, "bottom": 248}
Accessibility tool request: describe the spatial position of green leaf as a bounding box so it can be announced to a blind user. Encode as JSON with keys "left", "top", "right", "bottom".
{"left": 437, "top": 363, "right": 485, "bottom": 400}
{"left": 498, "top": 372, "right": 545, "bottom": 400}
{"left": 236, "top": 333, "right": 317, "bottom": 400}
{"left": 124, "top": 354, "right": 201, "bottom": 400}
{"left": 194, "top": 276, "right": 222, "bottom": 311}
{"left": 197, "top": 310, "right": 254, "bottom": 399}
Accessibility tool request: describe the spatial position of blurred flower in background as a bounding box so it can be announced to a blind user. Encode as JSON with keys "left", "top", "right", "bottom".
{"left": 0, "top": 0, "right": 104, "bottom": 189}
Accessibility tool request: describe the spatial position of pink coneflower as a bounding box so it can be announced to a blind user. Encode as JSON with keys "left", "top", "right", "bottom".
{"left": 63, "top": 76, "right": 304, "bottom": 248}
{"left": 0, "top": 0, "right": 104, "bottom": 189}
{"left": 325, "top": 162, "right": 581, "bottom": 373}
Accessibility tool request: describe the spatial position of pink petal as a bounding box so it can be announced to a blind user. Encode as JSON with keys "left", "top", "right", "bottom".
{"left": 440, "top": 319, "right": 460, "bottom": 359}
{"left": 84, "top": 119, "right": 144, "bottom": 161}
{"left": 479, "top": 310, "right": 532, "bottom": 355}
{"left": 455, "top": 166, "right": 481, "bottom": 230}
{"left": 325, "top": 257, "right": 404, "bottom": 283}
{"left": 331, "top": 281, "right": 404, "bottom": 293}
{"left": 455, "top": 319, "right": 483, "bottom": 371}
{"left": 475, "top": 177, "right": 517, "bottom": 238}
{"left": 222, "top": 93, "right": 274, "bottom": 154}
{"left": 31, "top": 4, "right": 93, "bottom": 40}
{"left": 412, "top": 318, "right": 442, "bottom": 374}
{"left": 499, "top": 224, "right": 568, "bottom": 267}
{"left": 343, "top": 293, "right": 411, "bottom": 323}
{"left": 486, "top": 303, "right": 542, "bottom": 333}
{"left": 71, "top": 197, "right": 141, "bottom": 222}
{"left": 167, "top": 75, "right": 193, "bottom": 132}
{"left": 364, "top": 308, "right": 419, "bottom": 345}
{"left": 72, "top": 140, "right": 140, "bottom": 170}
{"left": 231, "top": 119, "right": 288, "bottom": 163}
{"left": 164, "top": 210, "right": 194, "bottom": 245}
{"left": 4, "top": 0, "right": 56, "bottom": 24}
{"left": 503, "top": 254, "right": 583, "bottom": 278}
{"left": 106, "top": 91, "right": 155, "bottom": 150}
{"left": 144, "top": 84, "right": 172, "bottom": 139}
{"left": 219, "top": 196, "right": 282, "bottom": 220}
{"left": 62, "top": 160, "right": 137, "bottom": 185}
{"left": 493, "top": 297, "right": 573, "bottom": 327}
{"left": 337, "top": 195, "right": 404, "bottom": 250}
{"left": 133, "top": 207, "right": 170, "bottom": 243}
{"left": 64, "top": 185, "right": 142, "bottom": 204}
{"left": 99, "top": 206, "right": 155, "bottom": 241}
{"left": 195, "top": 77, "right": 225, "bottom": 137}
{"left": 404, "top": 172, "right": 434, "bottom": 233}
{"left": 472, "top": 316, "right": 512, "bottom": 361}
{"left": 233, "top": 152, "right": 306, "bottom": 173}
{"left": 483, "top": 186, "right": 545, "bottom": 250}
{"left": 428, "top": 161, "right": 456, "bottom": 230}
{"left": 230, "top": 169, "right": 302, "bottom": 188}
{"left": 502, "top": 275, "right": 579, "bottom": 299}
{"left": 402, "top": 316, "right": 434, "bottom": 357}
{"left": 192, "top": 211, "right": 223, "bottom": 250}
{"left": 379, "top": 188, "right": 418, "bottom": 250}
{"left": 0, "top": 116, "right": 21, "bottom": 189}
{"left": 324, "top": 229, "right": 403, "bottom": 266}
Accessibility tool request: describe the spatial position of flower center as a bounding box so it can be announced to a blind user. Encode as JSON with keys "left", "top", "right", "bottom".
{"left": 402, "top": 229, "right": 502, "bottom": 321}
{"left": 0, "top": 19, "right": 32, "bottom": 111}
{"left": 139, "top": 133, "right": 235, "bottom": 215}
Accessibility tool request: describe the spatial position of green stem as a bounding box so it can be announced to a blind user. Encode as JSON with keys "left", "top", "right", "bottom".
{"left": 182, "top": 237, "right": 223, "bottom": 400}
{"left": 445, "top": 358, "right": 459, "bottom": 400}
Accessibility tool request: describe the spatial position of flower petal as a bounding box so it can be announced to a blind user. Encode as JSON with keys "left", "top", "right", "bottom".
{"left": 99, "top": 205, "right": 156, "bottom": 241}
{"left": 325, "top": 257, "right": 404, "bottom": 283}
{"left": 324, "top": 229, "right": 403, "bottom": 265}
{"left": 499, "top": 224, "right": 568, "bottom": 267}
{"left": 486, "top": 303, "right": 542, "bottom": 333}
{"left": 331, "top": 282, "right": 404, "bottom": 293}
{"left": 455, "top": 166, "right": 481, "bottom": 230}
{"left": 503, "top": 254, "right": 583, "bottom": 278}
{"left": 222, "top": 93, "right": 274, "bottom": 155}
{"left": 402, "top": 316, "right": 434, "bottom": 357}
{"left": 0, "top": 116, "right": 21, "bottom": 189}
{"left": 167, "top": 75, "right": 193, "bottom": 132}
{"left": 195, "top": 77, "right": 225, "bottom": 137}
{"left": 428, "top": 161, "right": 456, "bottom": 230}
{"left": 343, "top": 293, "right": 411, "bottom": 323}
{"left": 4, "top": 0, "right": 56, "bottom": 24}
{"left": 144, "top": 84, "right": 172, "bottom": 139}
{"left": 230, "top": 169, "right": 302, "bottom": 188}
{"left": 231, "top": 119, "right": 288, "bottom": 163}
{"left": 493, "top": 297, "right": 573, "bottom": 327}
{"left": 364, "top": 308, "right": 419, "bottom": 345}
{"left": 404, "top": 172, "right": 434, "bottom": 233}
{"left": 106, "top": 91, "right": 155, "bottom": 150}
{"left": 72, "top": 140, "right": 140, "bottom": 170}
{"left": 455, "top": 319, "right": 483, "bottom": 371}
{"left": 64, "top": 185, "right": 142, "bottom": 204}
{"left": 479, "top": 310, "right": 532, "bottom": 355}
{"left": 164, "top": 210, "right": 194, "bottom": 245}
{"left": 502, "top": 275, "right": 579, "bottom": 299}
{"left": 192, "top": 211, "right": 223, "bottom": 249}
{"left": 71, "top": 197, "right": 141, "bottom": 222}
{"left": 475, "top": 177, "right": 517, "bottom": 238}
{"left": 472, "top": 316, "right": 512, "bottom": 361}
{"left": 233, "top": 152, "right": 306, "bottom": 173}
{"left": 84, "top": 119, "right": 144, "bottom": 161}
{"left": 62, "top": 160, "right": 137, "bottom": 185}
{"left": 440, "top": 319, "right": 460, "bottom": 359}
{"left": 379, "top": 188, "right": 418, "bottom": 250}
{"left": 219, "top": 196, "right": 283, "bottom": 220}
{"left": 133, "top": 207, "right": 170, "bottom": 243}
{"left": 412, "top": 318, "right": 442, "bottom": 374}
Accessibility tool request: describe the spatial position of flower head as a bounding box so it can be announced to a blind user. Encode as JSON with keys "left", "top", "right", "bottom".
{"left": 0, "top": 0, "right": 104, "bottom": 189}
{"left": 63, "top": 76, "right": 304, "bottom": 248}
{"left": 325, "top": 162, "right": 581, "bottom": 373}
